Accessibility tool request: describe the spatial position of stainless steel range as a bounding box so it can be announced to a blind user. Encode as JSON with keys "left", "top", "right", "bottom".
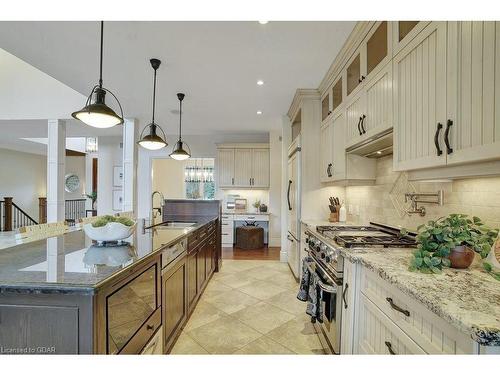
{"left": 303, "top": 222, "right": 417, "bottom": 354}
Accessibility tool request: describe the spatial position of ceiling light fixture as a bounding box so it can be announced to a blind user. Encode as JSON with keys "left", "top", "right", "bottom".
{"left": 258, "top": 21, "right": 269, "bottom": 25}
{"left": 72, "top": 21, "right": 124, "bottom": 128}
{"left": 257, "top": 80, "right": 264, "bottom": 86}
{"left": 257, "top": 111, "right": 263, "bottom": 115}
{"left": 170, "top": 93, "right": 191, "bottom": 160}
{"left": 137, "top": 58, "right": 168, "bottom": 150}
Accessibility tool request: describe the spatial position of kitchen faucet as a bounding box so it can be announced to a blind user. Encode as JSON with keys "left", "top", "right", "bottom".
{"left": 151, "top": 191, "right": 165, "bottom": 222}
{"left": 405, "top": 190, "right": 444, "bottom": 217}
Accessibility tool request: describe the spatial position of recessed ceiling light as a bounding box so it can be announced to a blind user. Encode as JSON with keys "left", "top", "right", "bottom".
{"left": 257, "top": 80, "right": 264, "bottom": 86}
{"left": 376, "top": 151, "right": 382, "bottom": 155}
{"left": 257, "top": 111, "right": 263, "bottom": 115}
{"left": 258, "top": 21, "right": 268, "bottom": 25}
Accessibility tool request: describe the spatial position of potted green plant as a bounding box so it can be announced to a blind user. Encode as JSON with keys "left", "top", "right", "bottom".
{"left": 252, "top": 199, "right": 261, "bottom": 213}
{"left": 85, "top": 191, "right": 97, "bottom": 210}
{"left": 409, "top": 214, "right": 499, "bottom": 273}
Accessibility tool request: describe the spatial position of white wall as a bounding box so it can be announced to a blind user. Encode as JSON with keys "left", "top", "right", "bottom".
{"left": 0, "top": 48, "right": 85, "bottom": 120}
{"left": 268, "top": 129, "right": 282, "bottom": 247}
{"left": 97, "top": 136, "right": 123, "bottom": 215}
{"left": 0, "top": 148, "right": 46, "bottom": 221}
{"left": 152, "top": 158, "right": 187, "bottom": 199}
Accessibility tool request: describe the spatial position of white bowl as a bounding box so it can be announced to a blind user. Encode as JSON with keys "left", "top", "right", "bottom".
{"left": 83, "top": 221, "right": 136, "bottom": 243}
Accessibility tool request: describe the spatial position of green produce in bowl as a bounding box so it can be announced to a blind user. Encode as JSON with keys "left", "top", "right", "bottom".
{"left": 91, "top": 215, "right": 135, "bottom": 228}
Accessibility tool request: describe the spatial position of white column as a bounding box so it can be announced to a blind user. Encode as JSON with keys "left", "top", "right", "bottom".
{"left": 47, "top": 119, "right": 66, "bottom": 223}
{"left": 122, "top": 118, "right": 138, "bottom": 213}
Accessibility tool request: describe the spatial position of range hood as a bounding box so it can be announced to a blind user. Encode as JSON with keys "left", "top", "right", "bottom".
{"left": 345, "top": 128, "right": 393, "bottom": 158}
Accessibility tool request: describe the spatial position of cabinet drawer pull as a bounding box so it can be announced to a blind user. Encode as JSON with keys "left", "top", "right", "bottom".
{"left": 434, "top": 122, "right": 443, "bottom": 156}
{"left": 146, "top": 324, "right": 155, "bottom": 331}
{"left": 386, "top": 297, "right": 410, "bottom": 317}
{"left": 444, "top": 119, "right": 453, "bottom": 154}
{"left": 360, "top": 114, "right": 366, "bottom": 134}
{"left": 357, "top": 116, "right": 363, "bottom": 136}
{"left": 247, "top": 216, "right": 255, "bottom": 219}
{"left": 342, "top": 283, "right": 348, "bottom": 309}
{"left": 385, "top": 341, "right": 396, "bottom": 355}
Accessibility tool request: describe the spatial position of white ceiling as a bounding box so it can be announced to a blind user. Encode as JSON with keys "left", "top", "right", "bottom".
{"left": 0, "top": 21, "right": 355, "bottom": 135}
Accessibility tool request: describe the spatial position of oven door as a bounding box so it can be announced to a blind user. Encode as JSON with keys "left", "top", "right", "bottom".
{"left": 306, "top": 257, "right": 343, "bottom": 354}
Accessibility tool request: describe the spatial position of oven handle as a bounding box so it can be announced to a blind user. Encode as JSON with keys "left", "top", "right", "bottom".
{"left": 305, "top": 261, "right": 339, "bottom": 294}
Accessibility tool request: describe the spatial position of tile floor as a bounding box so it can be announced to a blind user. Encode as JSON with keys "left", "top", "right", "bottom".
{"left": 170, "top": 259, "right": 326, "bottom": 355}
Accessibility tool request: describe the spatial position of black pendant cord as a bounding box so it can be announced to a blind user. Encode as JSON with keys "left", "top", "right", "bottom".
{"left": 178, "top": 98, "right": 182, "bottom": 140}
{"left": 99, "top": 21, "right": 104, "bottom": 88}
{"left": 152, "top": 68, "right": 157, "bottom": 126}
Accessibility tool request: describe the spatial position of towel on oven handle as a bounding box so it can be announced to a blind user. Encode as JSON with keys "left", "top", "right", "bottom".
{"left": 297, "top": 257, "right": 324, "bottom": 323}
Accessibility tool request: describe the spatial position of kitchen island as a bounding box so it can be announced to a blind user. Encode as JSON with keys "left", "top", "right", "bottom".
{"left": 0, "top": 213, "right": 220, "bottom": 354}
{"left": 302, "top": 220, "right": 500, "bottom": 354}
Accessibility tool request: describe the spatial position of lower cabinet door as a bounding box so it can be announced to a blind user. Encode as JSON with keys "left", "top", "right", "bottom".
{"left": 162, "top": 255, "right": 187, "bottom": 352}
{"left": 197, "top": 245, "right": 206, "bottom": 290}
{"left": 356, "top": 294, "right": 425, "bottom": 354}
{"left": 187, "top": 251, "right": 198, "bottom": 309}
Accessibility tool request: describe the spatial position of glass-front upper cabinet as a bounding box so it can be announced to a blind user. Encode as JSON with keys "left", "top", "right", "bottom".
{"left": 331, "top": 77, "right": 343, "bottom": 113}
{"left": 346, "top": 53, "right": 361, "bottom": 96}
{"left": 393, "top": 21, "right": 428, "bottom": 55}
{"left": 398, "top": 21, "right": 419, "bottom": 42}
{"left": 321, "top": 91, "right": 330, "bottom": 121}
{"left": 366, "top": 21, "right": 388, "bottom": 75}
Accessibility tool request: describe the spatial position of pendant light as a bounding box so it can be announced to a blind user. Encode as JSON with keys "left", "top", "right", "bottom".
{"left": 72, "top": 21, "right": 124, "bottom": 128}
{"left": 170, "top": 93, "right": 191, "bottom": 160}
{"left": 137, "top": 59, "right": 168, "bottom": 150}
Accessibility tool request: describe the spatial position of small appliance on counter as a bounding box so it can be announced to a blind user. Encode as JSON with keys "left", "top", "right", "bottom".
{"left": 224, "top": 194, "right": 239, "bottom": 212}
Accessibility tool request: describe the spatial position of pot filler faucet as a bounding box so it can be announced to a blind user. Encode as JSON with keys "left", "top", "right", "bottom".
{"left": 405, "top": 190, "right": 444, "bottom": 217}
{"left": 151, "top": 191, "right": 165, "bottom": 221}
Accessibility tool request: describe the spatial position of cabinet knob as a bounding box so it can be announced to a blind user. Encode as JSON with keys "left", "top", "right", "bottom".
{"left": 146, "top": 324, "right": 155, "bottom": 331}
{"left": 358, "top": 75, "right": 365, "bottom": 83}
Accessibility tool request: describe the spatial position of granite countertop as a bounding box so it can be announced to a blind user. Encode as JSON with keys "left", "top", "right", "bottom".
{"left": 0, "top": 215, "right": 218, "bottom": 294}
{"left": 303, "top": 222, "right": 500, "bottom": 347}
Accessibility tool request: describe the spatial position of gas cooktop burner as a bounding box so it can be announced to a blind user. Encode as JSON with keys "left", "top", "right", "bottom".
{"left": 334, "top": 234, "right": 417, "bottom": 248}
{"left": 316, "top": 225, "right": 379, "bottom": 234}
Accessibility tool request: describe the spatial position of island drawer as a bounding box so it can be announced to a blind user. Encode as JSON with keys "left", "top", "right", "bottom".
{"left": 120, "top": 308, "right": 161, "bottom": 354}
{"left": 359, "top": 266, "right": 478, "bottom": 354}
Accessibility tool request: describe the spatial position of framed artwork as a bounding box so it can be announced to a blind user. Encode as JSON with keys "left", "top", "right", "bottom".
{"left": 113, "top": 190, "right": 123, "bottom": 211}
{"left": 113, "top": 166, "right": 123, "bottom": 187}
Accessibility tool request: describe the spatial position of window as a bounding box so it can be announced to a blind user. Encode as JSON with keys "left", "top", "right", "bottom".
{"left": 184, "top": 158, "right": 215, "bottom": 200}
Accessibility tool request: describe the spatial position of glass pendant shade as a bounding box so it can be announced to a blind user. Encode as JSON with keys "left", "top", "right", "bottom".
{"left": 170, "top": 92, "right": 191, "bottom": 160}
{"left": 170, "top": 140, "right": 191, "bottom": 160}
{"left": 138, "top": 58, "right": 168, "bottom": 150}
{"left": 71, "top": 22, "right": 124, "bottom": 128}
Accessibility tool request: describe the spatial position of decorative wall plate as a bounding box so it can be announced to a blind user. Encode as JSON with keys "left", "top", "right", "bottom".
{"left": 65, "top": 173, "right": 80, "bottom": 193}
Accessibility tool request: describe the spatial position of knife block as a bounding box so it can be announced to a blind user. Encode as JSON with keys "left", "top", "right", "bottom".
{"left": 328, "top": 207, "right": 340, "bottom": 223}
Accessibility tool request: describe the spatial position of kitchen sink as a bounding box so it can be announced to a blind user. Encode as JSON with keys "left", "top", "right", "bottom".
{"left": 160, "top": 221, "right": 197, "bottom": 228}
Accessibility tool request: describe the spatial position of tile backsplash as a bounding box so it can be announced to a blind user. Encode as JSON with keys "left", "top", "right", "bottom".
{"left": 346, "top": 156, "right": 500, "bottom": 231}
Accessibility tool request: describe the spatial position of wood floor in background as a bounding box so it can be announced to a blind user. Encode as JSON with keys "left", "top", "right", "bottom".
{"left": 222, "top": 246, "right": 281, "bottom": 261}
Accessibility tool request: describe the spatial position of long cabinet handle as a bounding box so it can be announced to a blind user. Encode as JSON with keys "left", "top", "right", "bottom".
{"left": 287, "top": 180, "right": 292, "bottom": 211}
{"left": 342, "top": 282, "right": 349, "bottom": 309}
{"left": 327, "top": 163, "right": 332, "bottom": 178}
{"left": 360, "top": 114, "right": 366, "bottom": 134}
{"left": 434, "top": 123, "right": 443, "bottom": 156}
{"left": 386, "top": 297, "right": 410, "bottom": 317}
{"left": 385, "top": 341, "right": 396, "bottom": 355}
{"left": 232, "top": 177, "right": 234, "bottom": 185}
{"left": 444, "top": 119, "right": 453, "bottom": 154}
{"left": 357, "top": 116, "right": 363, "bottom": 136}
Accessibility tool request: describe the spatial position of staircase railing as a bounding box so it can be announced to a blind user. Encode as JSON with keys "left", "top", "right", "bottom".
{"left": 65, "top": 199, "right": 86, "bottom": 225}
{"left": 1, "top": 197, "right": 38, "bottom": 231}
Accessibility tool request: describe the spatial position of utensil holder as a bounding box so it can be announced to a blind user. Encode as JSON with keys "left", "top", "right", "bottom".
{"left": 329, "top": 207, "right": 340, "bottom": 223}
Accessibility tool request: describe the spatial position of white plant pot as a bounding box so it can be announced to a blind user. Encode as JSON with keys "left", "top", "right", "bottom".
{"left": 83, "top": 221, "right": 136, "bottom": 243}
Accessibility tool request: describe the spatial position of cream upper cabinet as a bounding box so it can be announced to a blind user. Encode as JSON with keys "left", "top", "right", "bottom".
{"left": 216, "top": 145, "right": 269, "bottom": 189}
{"left": 446, "top": 21, "right": 500, "bottom": 165}
{"left": 234, "top": 149, "right": 253, "bottom": 187}
{"left": 331, "top": 111, "right": 347, "bottom": 181}
{"left": 251, "top": 148, "right": 270, "bottom": 188}
{"left": 320, "top": 119, "right": 334, "bottom": 182}
{"left": 393, "top": 22, "right": 448, "bottom": 171}
{"left": 345, "top": 91, "right": 366, "bottom": 146}
{"left": 363, "top": 63, "right": 393, "bottom": 139}
{"left": 216, "top": 148, "right": 235, "bottom": 188}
